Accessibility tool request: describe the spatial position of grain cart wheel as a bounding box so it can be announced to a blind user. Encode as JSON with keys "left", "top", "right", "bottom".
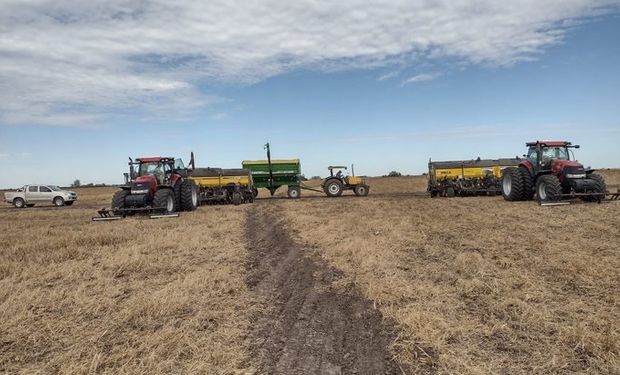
{"left": 154, "top": 189, "right": 176, "bottom": 214}
{"left": 501, "top": 168, "right": 524, "bottom": 201}
{"left": 536, "top": 175, "right": 561, "bottom": 202}
{"left": 13, "top": 198, "right": 25, "bottom": 208}
{"left": 325, "top": 179, "right": 343, "bottom": 197}
{"left": 111, "top": 190, "right": 130, "bottom": 215}
{"left": 287, "top": 186, "right": 301, "bottom": 199}
{"left": 53, "top": 196, "right": 65, "bottom": 207}
{"left": 180, "top": 180, "right": 198, "bottom": 211}
{"left": 519, "top": 168, "right": 535, "bottom": 200}
{"left": 581, "top": 173, "right": 607, "bottom": 202}
{"left": 354, "top": 184, "right": 369, "bottom": 197}
{"left": 232, "top": 191, "right": 242, "bottom": 205}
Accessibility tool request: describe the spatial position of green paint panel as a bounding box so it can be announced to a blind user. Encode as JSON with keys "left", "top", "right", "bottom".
{"left": 242, "top": 159, "right": 301, "bottom": 189}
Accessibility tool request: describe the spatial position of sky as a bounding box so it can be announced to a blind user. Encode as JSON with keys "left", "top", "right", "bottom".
{"left": 0, "top": 0, "right": 619, "bottom": 187}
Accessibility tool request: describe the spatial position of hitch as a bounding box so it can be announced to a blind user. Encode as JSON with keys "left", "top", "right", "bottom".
{"left": 92, "top": 207, "right": 179, "bottom": 221}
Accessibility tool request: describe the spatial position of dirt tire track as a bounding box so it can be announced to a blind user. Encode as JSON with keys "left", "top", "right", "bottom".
{"left": 245, "top": 203, "right": 405, "bottom": 375}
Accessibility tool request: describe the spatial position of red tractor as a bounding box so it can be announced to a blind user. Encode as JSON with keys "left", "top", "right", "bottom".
{"left": 111, "top": 155, "right": 198, "bottom": 216}
{"left": 501, "top": 141, "right": 606, "bottom": 203}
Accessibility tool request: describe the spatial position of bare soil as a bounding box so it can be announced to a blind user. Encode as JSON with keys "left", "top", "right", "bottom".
{"left": 245, "top": 203, "right": 408, "bottom": 374}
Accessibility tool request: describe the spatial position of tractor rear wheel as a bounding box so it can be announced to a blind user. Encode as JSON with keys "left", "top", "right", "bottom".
{"left": 111, "top": 190, "right": 130, "bottom": 214}
{"left": 325, "top": 179, "right": 343, "bottom": 197}
{"left": 536, "top": 175, "right": 561, "bottom": 202}
{"left": 354, "top": 184, "right": 369, "bottom": 197}
{"left": 501, "top": 168, "right": 524, "bottom": 201}
{"left": 153, "top": 189, "right": 176, "bottom": 213}
{"left": 287, "top": 186, "right": 301, "bottom": 199}
{"left": 180, "top": 180, "right": 198, "bottom": 211}
{"left": 519, "top": 168, "right": 534, "bottom": 200}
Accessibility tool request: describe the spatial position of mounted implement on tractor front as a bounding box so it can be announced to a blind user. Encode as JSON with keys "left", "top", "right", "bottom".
{"left": 501, "top": 141, "right": 608, "bottom": 205}
{"left": 92, "top": 154, "right": 198, "bottom": 221}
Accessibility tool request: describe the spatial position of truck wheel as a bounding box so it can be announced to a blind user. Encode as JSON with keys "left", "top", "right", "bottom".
{"left": 53, "top": 196, "right": 65, "bottom": 207}
{"left": 112, "top": 190, "right": 130, "bottom": 214}
{"left": 519, "top": 168, "right": 534, "bottom": 200}
{"left": 501, "top": 168, "right": 524, "bottom": 201}
{"left": 536, "top": 175, "right": 561, "bottom": 202}
{"left": 232, "top": 191, "right": 242, "bottom": 205}
{"left": 287, "top": 186, "right": 301, "bottom": 199}
{"left": 13, "top": 198, "right": 25, "bottom": 208}
{"left": 325, "top": 179, "right": 343, "bottom": 197}
{"left": 154, "top": 189, "right": 176, "bottom": 213}
{"left": 180, "top": 180, "right": 198, "bottom": 211}
{"left": 354, "top": 184, "right": 369, "bottom": 197}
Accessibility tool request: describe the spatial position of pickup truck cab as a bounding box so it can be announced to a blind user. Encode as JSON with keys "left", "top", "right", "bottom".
{"left": 4, "top": 185, "right": 78, "bottom": 208}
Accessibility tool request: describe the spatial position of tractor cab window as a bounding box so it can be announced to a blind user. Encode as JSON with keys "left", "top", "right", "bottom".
{"left": 541, "top": 147, "right": 569, "bottom": 164}
{"left": 527, "top": 147, "right": 538, "bottom": 164}
{"left": 139, "top": 162, "right": 162, "bottom": 176}
{"left": 174, "top": 158, "right": 185, "bottom": 170}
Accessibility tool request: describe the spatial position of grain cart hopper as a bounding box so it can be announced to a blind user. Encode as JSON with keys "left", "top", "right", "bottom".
{"left": 502, "top": 141, "right": 607, "bottom": 204}
{"left": 189, "top": 167, "right": 254, "bottom": 205}
{"left": 321, "top": 166, "right": 369, "bottom": 197}
{"left": 428, "top": 158, "right": 520, "bottom": 197}
{"left": 242, "top": 143, "right": 303, "bottom": 198}
{"left": 93, "top": 154, "right": 198, "bottom": 221}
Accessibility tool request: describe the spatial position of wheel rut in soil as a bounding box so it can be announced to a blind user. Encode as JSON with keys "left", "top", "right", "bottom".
{"left": 245, "top": 204, "right": 405, "bottom": 375}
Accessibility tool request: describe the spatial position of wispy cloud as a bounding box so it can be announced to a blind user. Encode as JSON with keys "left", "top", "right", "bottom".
{"left": 377, "top": 71, "right": 400, "bottom": 81}
{"left": 0, "top": 1, "right": 617, "bottom": 126}
{"left": 401, "top": 72, "right": 442, "bottom": 86}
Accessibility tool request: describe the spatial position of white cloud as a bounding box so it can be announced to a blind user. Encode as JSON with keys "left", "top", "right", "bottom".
{"left": 0, "top": 0, "right": 617, "bottom": 126}
{"left": 401, "top": 72, "right": 442, "bottom": 86}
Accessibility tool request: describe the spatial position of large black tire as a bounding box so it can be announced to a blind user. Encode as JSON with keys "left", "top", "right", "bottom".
{"left": 445, "top": 186, "right": 456, "bottom": 198}
{"left": 353, "top": 184, "right": 369, "bottom": 197}
{"left": 287, "top": 186, "right": 301, "bottom": 199}
{"left": 581, "top": 173, "right": 607, "bottom": 202}
{"left": 252, "top": 188, "right": 258, "bottom": 198}
{"left": 232, "top": 191, "right": 242, "bottom": 205}
{"left": 173, "top": 181, "right": 182, "bottom": 209}
{"left": 180, "top": 180, "right": 198, "bottom": 211}
{"left": 153, "top": 189, "right": 176, "bottom": 213}
{"left": 111, "top": 189, "right": 130, "bottom": 214}
{"left": 53, "top": 196, "right": 65, "bottom": 207}
{"left": 13, "top": 198, "right": 25, "bottom": 208}
{"left": 536, "top": 175, "right": 562, "bottom": 202}
{"left": 519, "top": 168, "right": 535, "bottom": 200}
{"left": 324, "top": 179, "right": 343, "bottom": 197}
{"left": 501, "top": 168, "right": 524, "bottom": 201}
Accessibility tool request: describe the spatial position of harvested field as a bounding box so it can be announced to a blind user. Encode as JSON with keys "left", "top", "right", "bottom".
{"left": 1, "top": 174, "right": 619, "bottom": 374}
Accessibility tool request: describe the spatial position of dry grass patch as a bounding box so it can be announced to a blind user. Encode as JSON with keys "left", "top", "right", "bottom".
{"left": 0, "top": 187, "right": 254, "bottom": 374}
{"left": 282, "top": 192, "right": 620, "bottom": 374}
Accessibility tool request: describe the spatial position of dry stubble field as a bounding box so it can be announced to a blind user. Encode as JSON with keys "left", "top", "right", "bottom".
{"left": 1, "top": 170, "right": 619, "bottom": 374}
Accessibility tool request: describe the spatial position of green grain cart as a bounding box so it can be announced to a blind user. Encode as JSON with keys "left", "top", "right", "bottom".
{"left": 242, "top": 143, "right": 302, "bottom": 198}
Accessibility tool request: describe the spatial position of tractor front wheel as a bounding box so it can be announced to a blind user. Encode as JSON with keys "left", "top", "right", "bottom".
{"left": 324, "top": 179, "right": 343, "bottom": 197}
{"left": 111, "top": 190, "right": 130, "bottom": 215}
{"left": 501, "top": 168, "right": 524, "bottom": 201}
{"left": 154, "top": 189, "right": 176, "bottom": 214}
{"left": 581, "top": 173, "right": 607, "bottom": 202}
{"left": 180, "top": 180, "right": 198, "bottom": 211}
{"left": 536, "top": 175, "right": 561, "bottom": 202}
{"left": 354, "top": 184, "right": 369, "bottom": 197}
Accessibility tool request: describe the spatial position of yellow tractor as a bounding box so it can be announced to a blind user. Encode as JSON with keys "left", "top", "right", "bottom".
{"left": 321, "top": 166, "right": 369, "bottom": 197}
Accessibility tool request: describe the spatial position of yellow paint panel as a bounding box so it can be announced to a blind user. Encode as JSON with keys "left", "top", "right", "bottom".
{"left": 434, "top": 166, "right": 503, "bottom": 180}
{"left": 189, "top": 175, "right": 252, "bottom": 188}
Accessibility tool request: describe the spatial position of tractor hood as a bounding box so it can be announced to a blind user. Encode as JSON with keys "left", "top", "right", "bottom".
{"left": 552, "top": 160, "right": 586, "bottom": 179}
{"left": 132, "top": 174, "right": 157, "bottom": 193}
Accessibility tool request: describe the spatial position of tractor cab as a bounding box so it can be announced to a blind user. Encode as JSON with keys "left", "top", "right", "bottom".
{"left": 524, "top": 141, "right": 578, "bottom": 171}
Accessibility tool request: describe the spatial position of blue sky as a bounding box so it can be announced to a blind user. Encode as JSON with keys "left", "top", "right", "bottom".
{"left": 0, "top": 1, "right": 619, "bottom": 187}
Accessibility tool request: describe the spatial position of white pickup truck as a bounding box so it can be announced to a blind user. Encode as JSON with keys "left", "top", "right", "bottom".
{"left": 4, "top": 185, "right": 78, "bottom": 208}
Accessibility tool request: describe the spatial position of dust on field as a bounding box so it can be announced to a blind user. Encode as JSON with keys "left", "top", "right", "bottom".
{"left": 0, "top": 187, "right": 254, "bottom": 374}
{"left": 282, "top": 195, "right": 620, "bottom": 374}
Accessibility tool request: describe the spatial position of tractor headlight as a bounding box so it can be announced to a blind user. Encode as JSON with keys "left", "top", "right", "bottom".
{"left": 131, "top": 189, "right": 149, "bottom": 195}
{"left": 566, "top": 173, "right": 586, "bottom": 179}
